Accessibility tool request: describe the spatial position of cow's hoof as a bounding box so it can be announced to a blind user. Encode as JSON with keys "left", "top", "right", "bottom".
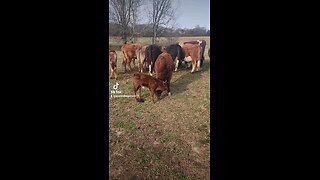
{"left": 136, "top": 98, "right": 144, "bottom": 103}
{"left": 168, "top": 92, "right": 171, "bottom": 96}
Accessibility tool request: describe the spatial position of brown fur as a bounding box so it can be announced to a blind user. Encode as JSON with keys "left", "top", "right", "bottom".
{"left": 184, "top": 40, "right": 206, "bottom": 67}
{"left": 154, "top": 52, "right": 175, "bottom": 95}
{"left": 181, "top": 43, "right": 202, "bottom": 73}
{"left": 121, "top": 43, "right": 143, "bottom": 72}
{"left": 132, "top": 73, "right": 167, "bottom": 103}
{"left": 161, "top": 46, "right": 167, "bottom": 52}
{"left": 109, "top": 50, "right": 118, "bottom": 80}
{"left": 135, "top": 45, "right": 148, "bottom": 73}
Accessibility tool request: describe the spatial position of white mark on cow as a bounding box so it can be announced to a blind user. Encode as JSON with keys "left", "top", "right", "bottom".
{"left": 191, "top": 63, "right": 195, "bottom": 73}
{"left": 148, "top": 64, "right": 152, "bottom": 75}
{"left": 168, "top": 92, "right": 171, "bottom": 96}
{"left": 175, "top": 60, "right": 179, "bottom": 71}
{"left": 185, "top": 56, "right": 192, "bottom": 62}
{"left": 197, "top": 40, "right": 202, "bottom": 45}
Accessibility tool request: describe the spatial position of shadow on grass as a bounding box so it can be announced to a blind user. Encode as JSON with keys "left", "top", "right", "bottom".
{"left": 170, "top": 60, "right": 210, "bottom": 96}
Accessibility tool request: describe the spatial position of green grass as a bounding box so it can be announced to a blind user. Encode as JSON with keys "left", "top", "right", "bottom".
{"left": 113, "top": 120, "right": 136, "bottom": 130}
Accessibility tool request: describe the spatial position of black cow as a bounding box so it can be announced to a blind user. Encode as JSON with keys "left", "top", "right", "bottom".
{"left": 165, "top": 44, "right": 186, "bottom": 72}
{"left": 145, "top": 44, "right": 162, "bottom": 76}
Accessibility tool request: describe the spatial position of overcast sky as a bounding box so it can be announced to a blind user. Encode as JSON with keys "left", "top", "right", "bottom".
{"left": 139, "top": 0, "right": 210, "bottom": 30}
{"left": 175, "top": 0, "right": 210, "bottom": 30}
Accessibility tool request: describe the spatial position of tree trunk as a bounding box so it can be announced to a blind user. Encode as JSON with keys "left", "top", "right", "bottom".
{"left": 122, "top": 27, "right": 127, "bottom": 43}
{"left": 152, "top": 30, "right": 156, "bottom": 44}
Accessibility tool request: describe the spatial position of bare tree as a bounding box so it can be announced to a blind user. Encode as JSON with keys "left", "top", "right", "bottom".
{"left": 110, "top": 0, "right": 141, "bottom": 43}
{"left": 147, "top": 0, "right": 178, "bottom": 44}
{"left": 128, "top": 0, "right": 142, "bottom": 42}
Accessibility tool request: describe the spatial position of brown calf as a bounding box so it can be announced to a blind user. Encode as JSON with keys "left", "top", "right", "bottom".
{"left": 109, "top": 50, "right": 118, "bottom": 80}
{"left": 154, "top": 52, "right": 175, "bottom": 95}
{"left": 132, "top": 73, "right": 168, "bottom": 103}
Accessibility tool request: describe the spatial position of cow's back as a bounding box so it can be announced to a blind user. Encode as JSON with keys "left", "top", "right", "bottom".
{"left": 182, "top": 43, "right": 201, "bottom": 57}
{"left": 166, "top": 44, "right": 185, "bottom": 61}
{"left": 146, "top": 45, "right": 161, "bottom": 62}
{"left": 155, "top": 52, "right": 175, "bottom": 81}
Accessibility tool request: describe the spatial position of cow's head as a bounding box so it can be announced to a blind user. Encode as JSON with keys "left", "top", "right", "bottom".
{"left": 155, "top": 79, "right": 168, "bottom": 97}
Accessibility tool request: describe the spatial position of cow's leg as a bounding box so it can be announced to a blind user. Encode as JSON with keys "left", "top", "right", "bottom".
{"left": 200, "top": 56, "right": 204, "bottom": 67}
{"left": 134, "top": 85, "right": 141, "bottom": 101}
{"left": 133, "top": 84, "right": 138, "bottom": 100}
{"left": 196, "top": 60, "right": 201, "bottom": 71}
{"left": 138, "top": 59, "right": 142, "bottom": 72}
{"left": 127, "top": 60, "right": 132, "bottom": 71}
{"left": 143, "top": 62, "right": 146, "bottom": 72}
{"left": 132, "top": 58, "right": 136, "bottom": 67}
{"left": 109, "top": 69, "right": 113, "bottom": 79}
{"left": 175, "top": 59, "right": 179, "bottom": 72}
{"left": 138, "top": 86, "right": 142, "bottom": 99}
{"left": 114, "top": 69, "right": 118, "bottom": 80}
{"left": 191, "top": 60, "right": 196, "bottom": 73}
{"left": 122, "top": 59, "right": 127, "bottom": 72}
{"left": 167, "top": 80, "right": 171, "bottom": 96}
{"left": 151, "top": 63, "right": 155, "bottom": 75}
{"left": 150, "top": 88, "right": 155, "bottom": 103}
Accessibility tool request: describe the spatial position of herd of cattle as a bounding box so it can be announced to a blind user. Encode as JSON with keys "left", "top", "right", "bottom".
{"left": 109, "top": 40, "right": 210, "bottom": 103}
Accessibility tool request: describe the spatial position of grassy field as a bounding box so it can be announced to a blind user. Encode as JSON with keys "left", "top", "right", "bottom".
{"left": 109, "top": 36, "right": 210, "bottom": 50}
{"left": 109, "top": 36, "right": 210, "bottom": 179}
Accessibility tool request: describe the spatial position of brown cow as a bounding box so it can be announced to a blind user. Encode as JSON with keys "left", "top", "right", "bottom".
{"left": 132, "top": 73, "right": 168, "bottom": 103}
{"left": 183, "top": 40, "right": 206, "bottom": 67}
{"left": 179, "top": 43, "right": 202, "bottom": 73}
{"left": 109, "top": 50, "right": 118, "bottom": 80}
{"left": 121, "top": 43, "right": 143, "bottom": 72}
{"left": 154, "top": 52, "right": 175, "bottom": 95}
{"left": 135, "top": 45, "right": 148, "bottom": 73}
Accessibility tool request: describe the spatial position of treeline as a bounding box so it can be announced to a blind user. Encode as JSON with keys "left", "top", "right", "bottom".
{"left": 109, "top": 23, "right": 210, "bottom": 37}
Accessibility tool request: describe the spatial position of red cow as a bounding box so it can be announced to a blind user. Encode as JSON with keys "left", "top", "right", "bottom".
{"left": 154, "top": 52, "right": 175, "bottom": 95}
{"left": 109, "top": 50, "right": 118, "bottom": 80}
{"left": 132, "top": 73, "right": 168, "bottom": 103}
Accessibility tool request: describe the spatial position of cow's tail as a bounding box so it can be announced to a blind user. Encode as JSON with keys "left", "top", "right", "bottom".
{"left": 178, "top": 45, "right": 185, "bottom": 61}
{"left": 146, "top": 46, "right": 152, "bottom": 74}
